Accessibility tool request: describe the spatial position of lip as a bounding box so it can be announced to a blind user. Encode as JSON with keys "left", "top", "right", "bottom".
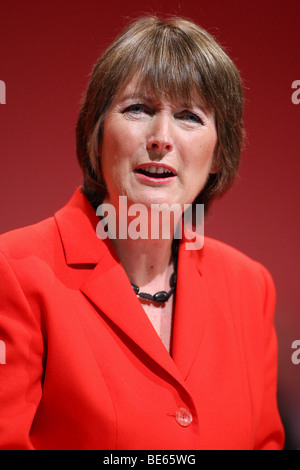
{"left": 134, "top": 162, "right": 177, "bottom": 185}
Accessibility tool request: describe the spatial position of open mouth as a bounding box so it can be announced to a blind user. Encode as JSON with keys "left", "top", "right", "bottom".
{"left": 134, "top": 165, "right": 176, "bottom": 179}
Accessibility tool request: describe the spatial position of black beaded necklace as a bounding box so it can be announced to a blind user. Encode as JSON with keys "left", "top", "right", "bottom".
{"left": 130, "top": 239, "right": 179, "bottom": 303}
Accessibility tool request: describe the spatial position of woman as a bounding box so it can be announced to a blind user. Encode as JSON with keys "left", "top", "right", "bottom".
{"left": 0, "top": 16, "right": 284, "bottom": 449}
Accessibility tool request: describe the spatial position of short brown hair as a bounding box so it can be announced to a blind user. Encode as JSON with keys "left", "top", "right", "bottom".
{"left": 76, "top": 16, "right": 244, "bottom": 212}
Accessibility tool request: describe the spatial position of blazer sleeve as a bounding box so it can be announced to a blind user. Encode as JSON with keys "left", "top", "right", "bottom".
{"left": 253, "top": 264, "right": 285, "bottom": 450}
{"left": 0, "top": 251, "right": 44, "bottom": 450}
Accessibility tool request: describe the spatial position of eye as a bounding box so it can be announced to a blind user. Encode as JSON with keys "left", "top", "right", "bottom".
{"left": 122, "top": 104, "right": 150, "bottom": 115}
{"left": 176, "top": 110, "right": 203, "bottom": 125}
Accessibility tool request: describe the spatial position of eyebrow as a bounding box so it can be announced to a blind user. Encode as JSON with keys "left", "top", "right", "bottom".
{"left": 118, "top": 93, "right": 157, "bottom": 104}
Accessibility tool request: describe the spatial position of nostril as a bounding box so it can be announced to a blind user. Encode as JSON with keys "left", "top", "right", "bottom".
{"left": 147, "top": 140, "right": 173, "bottom": 152}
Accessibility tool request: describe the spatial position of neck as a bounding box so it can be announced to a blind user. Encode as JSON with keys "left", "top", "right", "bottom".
{"left": 99, "top": 195, "right": 181, "bottom": 294}
{"left": 110, "top": 236, "right": 174, "bottom": 290}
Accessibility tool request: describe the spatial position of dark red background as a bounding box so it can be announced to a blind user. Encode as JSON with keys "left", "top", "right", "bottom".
{"left": 1, "top": 0, "right": 299, "bottom": 449}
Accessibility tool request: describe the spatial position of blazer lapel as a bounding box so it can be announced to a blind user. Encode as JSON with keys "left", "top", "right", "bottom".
{"left": 171, "top": 240, "right": 209, "bottom": 380}
{"left": 79, "top": 247, "right": 187, "bottom": 386}
{"left": 55, "top": 188, "right": 187, "bottom": 388}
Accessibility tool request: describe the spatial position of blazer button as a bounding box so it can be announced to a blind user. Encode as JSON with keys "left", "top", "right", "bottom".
{"left": 175, "top": 407, "right": 193, "bottom": 427}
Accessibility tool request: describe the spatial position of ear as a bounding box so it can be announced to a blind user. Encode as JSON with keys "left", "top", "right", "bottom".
{"left": 209, "top": 144, "right": 220, "bottom": 174}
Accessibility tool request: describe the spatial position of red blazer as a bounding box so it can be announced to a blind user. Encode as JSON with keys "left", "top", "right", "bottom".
{"left": 0, "top": 188, "right": 284, "bottom": 450}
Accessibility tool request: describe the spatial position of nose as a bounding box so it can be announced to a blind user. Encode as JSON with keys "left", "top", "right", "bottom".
{"left": 146, "top": 113, "right": 174, "bottom": 154}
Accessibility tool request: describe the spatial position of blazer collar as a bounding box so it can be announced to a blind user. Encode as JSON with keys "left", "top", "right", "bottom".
{"left": 54, "top": 187, "right": 109, "bottom": 265}
{"left": 54, "top": 188, "right": 208, "bottom": 385}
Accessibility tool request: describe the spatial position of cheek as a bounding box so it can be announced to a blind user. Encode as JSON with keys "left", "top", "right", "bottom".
{"left": 200, "top": 131, "right": 218, "bottom": 169}
{"left": 184, "top": 138, "right": 217, "bottom": 173}
{"left": 101, "top": 119, "right": 142, "bottom": 162}
{"left": 99, "top": 129, "right": 123, "bottom": 180}
{"left": 100, "top": 126, "right": 118, "bottom": 160}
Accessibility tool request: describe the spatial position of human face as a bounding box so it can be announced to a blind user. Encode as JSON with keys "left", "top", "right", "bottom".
{"left": 99, "top": 77, "right": 218, "bottom": 212}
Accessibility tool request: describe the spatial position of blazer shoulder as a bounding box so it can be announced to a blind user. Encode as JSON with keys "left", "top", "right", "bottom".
{"left": 203, "top": 236, "right": 266, "bottom": 267}
{"left": 201, "top": 236, "right": 275, "bottom": 291}
{"left": 0, "top": 217, "right": 59, "bottom": 260}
